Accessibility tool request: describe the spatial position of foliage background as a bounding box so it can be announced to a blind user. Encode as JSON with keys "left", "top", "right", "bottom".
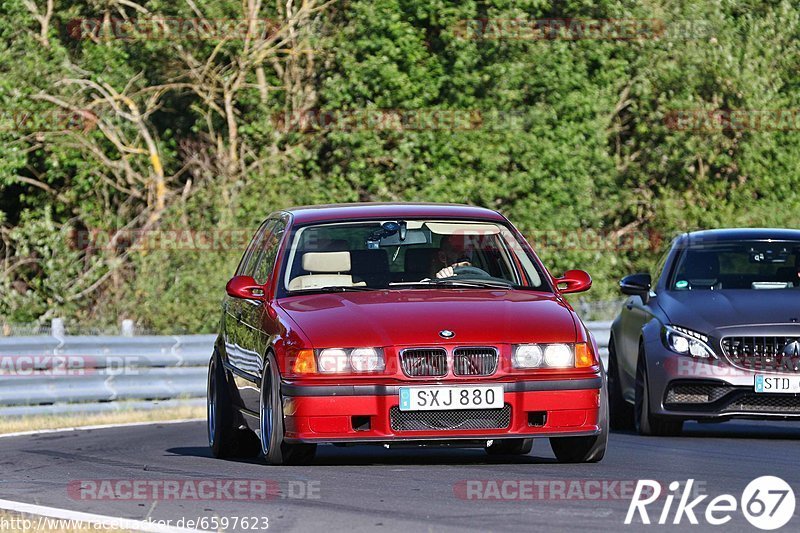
{"left": 2, "top": 0, "right": 800, "bottom": 332}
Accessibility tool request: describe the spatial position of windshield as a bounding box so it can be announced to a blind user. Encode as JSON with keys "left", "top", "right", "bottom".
{"left": 670, "top": 241, "right": 800, "bottom": 290}
{"left": 280, "top": 219, "right": 547, "bottom": 293}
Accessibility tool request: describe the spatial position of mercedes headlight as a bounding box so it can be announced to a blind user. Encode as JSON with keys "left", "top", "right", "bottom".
{"left": 662, "top": 326, "right": 716, "bottom": 358}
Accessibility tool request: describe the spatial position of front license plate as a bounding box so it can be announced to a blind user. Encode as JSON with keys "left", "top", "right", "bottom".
{"left": 755, "top": 374, "right": 800, "bottom": 393}
{"left": 398, "top": 385, "right": 504, "bottom": 411}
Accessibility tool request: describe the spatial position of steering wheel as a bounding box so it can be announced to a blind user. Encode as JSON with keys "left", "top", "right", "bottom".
{"left": 452, "top": 265, "right": 491, "bottom": 278}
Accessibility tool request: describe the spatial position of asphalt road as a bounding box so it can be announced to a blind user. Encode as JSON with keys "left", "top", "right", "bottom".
{"left": 2, "top": 420, "right": 800, "bottom": 532}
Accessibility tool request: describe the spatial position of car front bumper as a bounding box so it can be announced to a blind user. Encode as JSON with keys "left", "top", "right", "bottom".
{"left": 279, "top": 378, "right": 602, "bottom": 443}
{"left": 643, "top": 336, "right": 800, "bottom": 420}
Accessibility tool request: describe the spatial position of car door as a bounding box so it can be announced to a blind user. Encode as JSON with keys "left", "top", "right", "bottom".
{"left": 618, "top": 250, "right": 670, "bottom": 396}
{"left": 223, "top": 220, "right": 273, "bottom": 401}
{"left": 237, "top": 218, "right": 286, "bottom": 413}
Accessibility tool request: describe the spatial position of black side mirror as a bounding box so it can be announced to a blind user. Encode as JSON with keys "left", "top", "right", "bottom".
{"left": 619, "top": 273, "right": 652, "bottom": 301}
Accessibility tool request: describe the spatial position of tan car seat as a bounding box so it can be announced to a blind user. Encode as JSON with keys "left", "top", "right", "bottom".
{"left": 288, "top": 251, "right": 366, "bottom": 290}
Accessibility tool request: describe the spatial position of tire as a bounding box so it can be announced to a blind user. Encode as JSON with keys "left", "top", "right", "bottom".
{"left": 549, "top": 371, "right": 609, "bottom": 463}
{"left": 608, "top": 337, "right": 635, "bottom": 430}
{"left": 260, "top": 353, "right": 317, "bottom": 465}
{"left": 634, "top": 344, "right": 683, "bottom": 437}
{"left": 485, "top": 438, "right": 533, "bottom": 456}
{"left": 208, "top": 349, "right": 260, "bottom": 459}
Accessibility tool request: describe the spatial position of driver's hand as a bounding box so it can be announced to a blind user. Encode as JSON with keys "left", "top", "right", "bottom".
{"left": 436, "top": 261, "right": 470, "bottom": 279}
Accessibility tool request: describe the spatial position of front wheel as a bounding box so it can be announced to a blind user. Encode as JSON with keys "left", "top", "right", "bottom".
{"left": 634, "top": 345, "right": 683, "bottom": 437}
{"left": 608, "top": 337, "right": 634, "bottom": 430}
{"left": 550, "top": 374, "right": 608, "bottom": 463}
{"left": 260, "top": 353, "right": 317, "bottom": 465}
{"left": 207, "top": 349, "right": 260, "bottom": 459}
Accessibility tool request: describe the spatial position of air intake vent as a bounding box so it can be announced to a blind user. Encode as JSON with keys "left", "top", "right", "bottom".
{"left": 399, "top": 348, "right": 448, "bottom": 377}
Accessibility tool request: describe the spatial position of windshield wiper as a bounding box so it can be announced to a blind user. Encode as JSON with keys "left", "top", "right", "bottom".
{"left": 390, "top": 279, "right": 545, "bottom": 290}
{"left": 288, "top": 286, "right": 377, "bottom": 294}
{"left": 431, "top": 279, "right": 514, "bottom": 289}
{"left": 390, "top": 279, "right": 513, "bottom": 289}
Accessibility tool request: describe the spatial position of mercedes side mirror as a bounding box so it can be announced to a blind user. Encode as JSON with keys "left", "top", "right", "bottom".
{"left": 619, "top": 273, "right": 652, "bottom": 299}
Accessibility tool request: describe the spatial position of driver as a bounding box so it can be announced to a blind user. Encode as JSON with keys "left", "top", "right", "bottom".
{"left": 432, "top": 234, "right": 473, "bottom": 279}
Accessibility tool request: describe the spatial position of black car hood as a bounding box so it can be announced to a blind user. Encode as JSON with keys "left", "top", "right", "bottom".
{"left": 658, "top": 289, "right": 800, "bottom": 331}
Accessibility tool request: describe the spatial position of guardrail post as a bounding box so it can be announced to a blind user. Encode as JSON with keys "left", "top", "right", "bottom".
{"left": 121, "top": 319, "right": 135, "bottom": 337}
{"left": 51, "top": 318, "right": 65, "bottom": 338}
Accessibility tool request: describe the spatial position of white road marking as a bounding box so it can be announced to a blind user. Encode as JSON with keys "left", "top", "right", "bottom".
{"left": 0, "top": 498, "right": 206, "bottom": 533}
{"left": 0, "top": 418, "right": 203, "bottom": 439}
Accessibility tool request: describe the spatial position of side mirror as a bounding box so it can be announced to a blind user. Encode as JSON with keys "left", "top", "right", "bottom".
{"left": 556, "top": 269, "right": 592, "bottom": 294}
{"left": 619, "top": 273, "right": 652, "bottom": 299}
{"left": 226, "top": 275, "right": 265, "bottom": 300}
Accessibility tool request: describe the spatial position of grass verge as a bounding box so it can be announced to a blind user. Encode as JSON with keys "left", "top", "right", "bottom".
{"left": 0, "top": 404, "right": 205, "bottom": 435}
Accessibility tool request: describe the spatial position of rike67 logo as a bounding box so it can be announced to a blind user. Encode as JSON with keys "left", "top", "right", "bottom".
{"left": 626, "top": 476, "right": 795, "bottom": 530}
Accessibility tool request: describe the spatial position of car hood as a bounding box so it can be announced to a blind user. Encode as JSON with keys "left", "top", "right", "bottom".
{"left": 278, "top": 289, "right": 578, "bottom": 348}
{"left": 658, "top": 289, "right": 800, "bottom": 331}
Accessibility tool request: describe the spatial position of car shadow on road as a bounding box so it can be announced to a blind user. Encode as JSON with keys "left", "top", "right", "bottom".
{"left": 611, "top": 420, "right": 800, "bottom": 440}
{"left": 681, "top": 420, "right": 800, "bottom": 440}
{"left": 165, "top": 445, "right": 560, "bottom": 466}
{"left": 311, "top": 446, "right": 559, "bottom": 466}
{"left": 164, "top": 446, "right": 265, "bottom": 465}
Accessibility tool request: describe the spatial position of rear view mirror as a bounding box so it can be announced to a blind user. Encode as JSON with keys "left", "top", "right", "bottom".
{"left": 367, "top": 229, "right": 430, "bottom": 248}
{"left": 556, "top": 269, "right": 592, "bottom": 294}
{"left": 749, "top": 247, "right": 789, "bottom": 264}
{"left": 619, "top": 273, "right": 651, "bottom": 299}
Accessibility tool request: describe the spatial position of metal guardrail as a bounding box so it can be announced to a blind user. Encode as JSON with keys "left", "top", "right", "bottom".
{"left": 0, "top": 332, "right": 215, "bottom": 416}
{"left": 0, "top": 322, "right": 612, "bottom": 416}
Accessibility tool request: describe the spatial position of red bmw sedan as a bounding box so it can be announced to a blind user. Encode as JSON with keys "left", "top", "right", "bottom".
{"left": 207, "top": 203, "right": 607, "bottom": 464}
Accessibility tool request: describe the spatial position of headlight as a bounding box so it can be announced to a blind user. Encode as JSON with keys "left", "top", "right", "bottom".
{"left": 513, "top": 344, "right": 543, "bottom": 368}
{"left": 350, "top": 348, "right": 385, "bottom": 372}
{"left": 662, "top": 326, "right": 716, "bottom": 358}
{"left": 544, "top": 344, "right": 574, "bottom": 368}
{"left": 513, "top": 343, "right": 587, "bottom": 369}
{"left": 317, "top": 348, "right": 349, "bottom": 373}
{"left": 316, "top": 348, "right": 385, "bottom": 373}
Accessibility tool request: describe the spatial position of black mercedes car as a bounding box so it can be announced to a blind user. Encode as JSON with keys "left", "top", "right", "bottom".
{"left": 609, "top": 228, "right": 800, "bottom": 435}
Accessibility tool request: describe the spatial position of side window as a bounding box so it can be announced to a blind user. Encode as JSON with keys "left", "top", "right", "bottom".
{"left": 652, "top": 245, "right": 672, "bottom": 288}
{"left": 253, "top": 220, "right": 286, "bottom": 284}
{"left": 237, "top": 220, "right": 273, "bottom": 277}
